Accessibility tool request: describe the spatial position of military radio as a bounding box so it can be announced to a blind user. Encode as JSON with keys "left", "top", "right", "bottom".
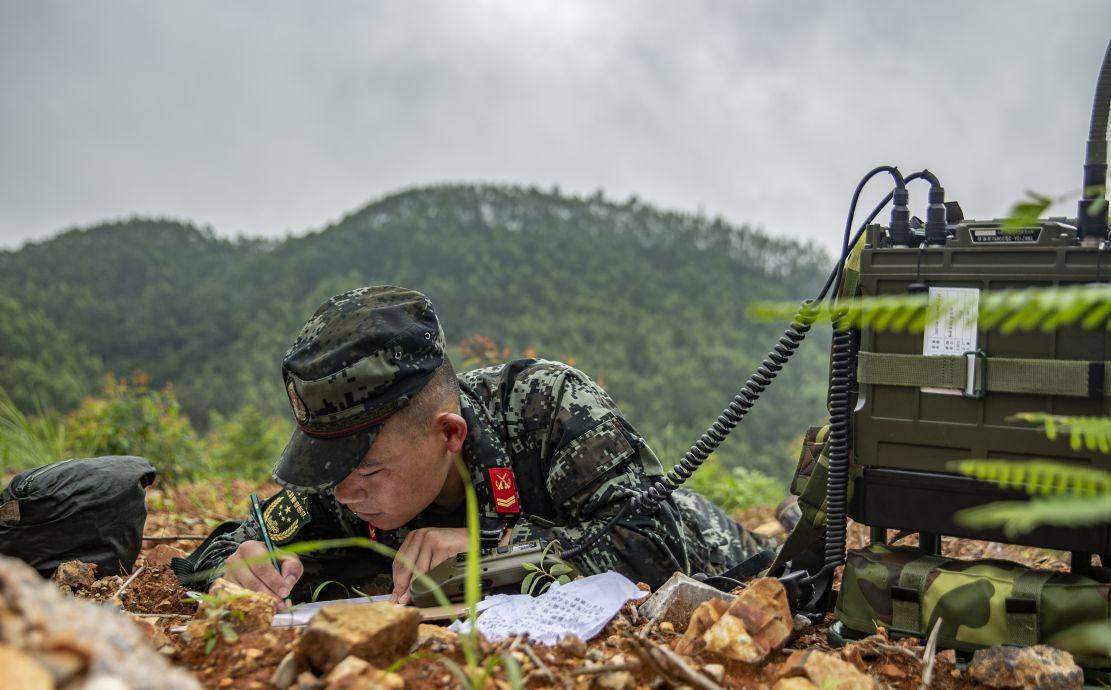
{"left": 422, "top": 36, "right": 1111, "bottom": 672}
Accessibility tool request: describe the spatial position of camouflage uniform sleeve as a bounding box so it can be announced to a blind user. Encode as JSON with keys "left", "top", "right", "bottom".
{"left": 189, "top": 489, "right": 339, "bottom": 590}
{"left": 506, "top": 365, "right": 694, "bottom": 589}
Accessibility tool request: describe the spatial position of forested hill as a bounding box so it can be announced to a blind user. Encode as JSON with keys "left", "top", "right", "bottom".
{"left": 0, "top": 184, "right": 832, "bottom": 479}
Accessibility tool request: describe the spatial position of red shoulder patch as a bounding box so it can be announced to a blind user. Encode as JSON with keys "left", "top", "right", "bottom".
{"left": 489, "top": 468, "right": 521, "bottom": 514}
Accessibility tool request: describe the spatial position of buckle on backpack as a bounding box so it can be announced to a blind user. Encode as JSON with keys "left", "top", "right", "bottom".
{"left": 962, "top": 349, "right": 986, "bottom": 399}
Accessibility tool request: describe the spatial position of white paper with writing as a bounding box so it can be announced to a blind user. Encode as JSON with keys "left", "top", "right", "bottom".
{"left": 450, "top": 571, "right": 644, "bottom": 645}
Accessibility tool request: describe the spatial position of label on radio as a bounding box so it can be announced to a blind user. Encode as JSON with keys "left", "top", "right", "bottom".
{"left": 970, "top": 228, "right": 1040, "bottom": 243}
{"left": 922, "top": 286, "right": 980, "bottom": 396}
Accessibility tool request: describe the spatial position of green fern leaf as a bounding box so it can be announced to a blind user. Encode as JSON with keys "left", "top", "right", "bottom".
{"left": 955, "top": 493, "right": 1111, "bottom": 538}
{"left": 949, "top": 459, "right": 1111, "bottom": 497}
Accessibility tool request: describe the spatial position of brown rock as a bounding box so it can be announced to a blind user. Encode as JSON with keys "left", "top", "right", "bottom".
{"left": 52, "top": 560, "right": 98, "bottom": 591}
{"left": 295, "top": 602, "right": 420, "bottom": 674}
{"left": 36, "top": 642, "right": 91, "bottom": 684}
{"left": 207, "top": 578, "right": 279, "bottom": 630}
{"left": 779, "top": 649, "right": 875, "bottom": 690}
{"left": 0, "top": 555, "right": 200, "bottom": 690}
{"left": 0, "top": 644, "right": 54, "bottom": 690}
{"left": 673, "top": 598, "right": 729, "bottom": 655}
{"left": 701, "top": 577, "right": 792, "bottom": 664}
{"left": 968, "top": 645, "right": 1083, "bottom": 690}
{"left": 144, "top": 544, "right": 185, "bottom": 569}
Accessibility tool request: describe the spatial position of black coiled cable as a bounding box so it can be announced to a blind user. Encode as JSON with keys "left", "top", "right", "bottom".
{"left": 818, "top": 317, "right": 853, "bottom": 573}
{"left": 559, "top": 167, "right": 929, "bottom": 564}
{"left": 631, "top": 300, "right": 821, "bottom": 514}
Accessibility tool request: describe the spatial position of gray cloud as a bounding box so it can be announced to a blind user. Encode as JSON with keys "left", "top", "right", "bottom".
{"left": 2, "top": 1, "right": 1109, "bottom": 253}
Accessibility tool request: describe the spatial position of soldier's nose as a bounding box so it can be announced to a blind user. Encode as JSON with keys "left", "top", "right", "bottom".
{"left": 333, "top": 475, "right": 367, "bottom": 504}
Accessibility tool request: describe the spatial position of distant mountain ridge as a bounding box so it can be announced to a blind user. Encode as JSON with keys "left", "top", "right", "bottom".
{"left": 0, "top": 183, "right": 832, "bottom": 479}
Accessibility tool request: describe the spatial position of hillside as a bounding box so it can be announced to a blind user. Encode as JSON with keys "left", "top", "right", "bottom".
{"left": 0, "top": 184, "right": 832, "bottom": 479}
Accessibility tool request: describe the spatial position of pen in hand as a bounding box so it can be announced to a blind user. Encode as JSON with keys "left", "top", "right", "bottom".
{"left": 250, "top": 492, "right": 290, "bottom": 608}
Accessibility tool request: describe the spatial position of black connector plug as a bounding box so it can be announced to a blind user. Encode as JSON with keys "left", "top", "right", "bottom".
{"left": 888, "top": 186, "right": 912, "bottom": 247}
{"left": 924, "top": 184, "right": 948, "bottom": 246}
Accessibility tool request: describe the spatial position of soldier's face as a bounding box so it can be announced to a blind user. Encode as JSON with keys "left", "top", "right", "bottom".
{"left": 332, "top": 412, "right": 467, "bottom": 530}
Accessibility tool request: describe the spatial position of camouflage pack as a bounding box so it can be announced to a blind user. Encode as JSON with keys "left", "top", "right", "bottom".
{"left": 836, "top": 542, "right": 1111, "bottom": 668}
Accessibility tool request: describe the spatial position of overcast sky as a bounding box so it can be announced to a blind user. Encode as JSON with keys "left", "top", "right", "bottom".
{"left": 2, "top": 1, "right": 1110, "bottom": 254}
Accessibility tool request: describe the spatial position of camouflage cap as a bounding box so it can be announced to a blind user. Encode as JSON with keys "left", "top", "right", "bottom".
{"left": 273, "top": 286, "right": 446, "bottom": 493}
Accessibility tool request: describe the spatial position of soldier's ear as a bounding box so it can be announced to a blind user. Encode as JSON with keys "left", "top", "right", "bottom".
{"left": 435, "top": 412, "right": 467, "bottom": 455}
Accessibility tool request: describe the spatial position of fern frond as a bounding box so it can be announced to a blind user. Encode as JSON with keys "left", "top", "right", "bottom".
{"left": 1008, "top": 413, "right": 1111, "bottom": 454}
{"left": 949, "top": 459, "right": 1111, "bottom": 497}
{"left": 954, "top": 493, "right": 1111, "bottom": 538}
{"left": 747, "top": 284, "right": 1111, "bottom": 334}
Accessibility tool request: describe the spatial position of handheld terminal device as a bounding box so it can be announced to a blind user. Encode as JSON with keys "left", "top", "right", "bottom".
{"left": 410, "top": 540, "right": 577, "bottom": 607}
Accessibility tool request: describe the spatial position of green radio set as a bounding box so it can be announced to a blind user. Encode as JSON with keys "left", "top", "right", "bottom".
{"left": 421, "top": 38, "right": 1111, "bottom": 670}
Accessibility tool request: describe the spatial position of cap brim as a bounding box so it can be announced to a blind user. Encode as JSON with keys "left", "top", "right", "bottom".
{"left": 272, "top": 426, "right": 380, "bottom": 494}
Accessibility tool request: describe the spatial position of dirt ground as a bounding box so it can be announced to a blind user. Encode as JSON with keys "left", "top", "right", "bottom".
{"left": 56, "top": 481, "right": 1074, "bottom": 689}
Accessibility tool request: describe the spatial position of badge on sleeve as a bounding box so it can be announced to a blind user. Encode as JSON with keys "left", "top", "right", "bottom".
{"left": 488, "top": 468, "right": 521, "bottom": 514}
{"left": 262, "top": 491, "right": 311, "bottom": 543}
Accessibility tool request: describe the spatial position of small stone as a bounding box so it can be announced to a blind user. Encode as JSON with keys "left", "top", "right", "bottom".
{"left": 296, "top": 671, "right": 324, "bottom": 690}
{"left": 779, "top": 649, "right": 875, "bottom": 690}
{"left": 322, "top": 656, "right": 404, "bottom": 690}
{"left": 52, "top": 560, "right": 98, "bottom": 590}
{"left": 702, "top": 663, "right": 725, "bottom": 684}
{"left": 130, "top": 616, "right": 172, "bottom": 649}
{"left": 637, "top": 572, "right": 734, "bottom": 633}
{"left": 558, "top": 634, "right": 588, "bottom": 657}
{"left": 208, "top": 579, "right": 279, "bottom": 631}
{"left": 674, "top": 598, "right": 729, "bottom": 656}
{"left": 415, "top": 623, "right": 457, "bottom": 649}
{"left": 144, "top": 544, "right": 186, "bottom": 568}
{"left": 792, "top": 614, "right": 810, "bottom": 632}
{"left": 753, "top": 520, "right": 785, "bottom": 538}
{"left": 968, "top": 645, "right": 1083, "bottom": 690}
{"left": 605, "top": 634, "right": 622, "bottom": 648}
{"left": 219, "top": 678, "right": 234, "bottom": 688}
{"left": 0, "top": 645, "right": 53, "bottom": 690}
{"left": 295, "top": 602, "right": 420, "bottom": 674}
{"left": 594, "top": 670, "right": 635, "bottom": 690}
{"left": 772, "top": 679, "right": 818, "bottom": 690}
{"left": 658, "top": 621, "right": 675, "bottom": 634}
{"left": 701, "top": 577, "right": 792, "bottom": 664}
{"left": 272, "top": 651, "right": 304, "bottom": 690}
{"left": 324, "top": 655, "right": 371, "bottom": 682}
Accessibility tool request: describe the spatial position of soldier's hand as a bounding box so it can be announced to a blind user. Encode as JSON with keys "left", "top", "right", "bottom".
{"left": 223, "top": 540, "right": 303, "bottom": 612}
{"left": 390, "top": 527, "right": 470, "bottom": 605}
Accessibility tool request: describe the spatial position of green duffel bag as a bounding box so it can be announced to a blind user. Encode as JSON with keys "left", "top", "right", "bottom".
{"left": 836, "top": 543, "right": 1111, "bottom": 668}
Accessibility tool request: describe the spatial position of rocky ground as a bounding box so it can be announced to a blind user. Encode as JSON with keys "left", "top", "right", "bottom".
{"left": 1, "top": 480, "right": 1088, "bottom": 690}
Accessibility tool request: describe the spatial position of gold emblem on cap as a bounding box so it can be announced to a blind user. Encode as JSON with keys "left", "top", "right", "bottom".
{"left": 287, "top": 380, "right": 309, "bottom": 424}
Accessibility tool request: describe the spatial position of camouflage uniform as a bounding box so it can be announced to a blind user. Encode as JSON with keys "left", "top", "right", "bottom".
{"left": 185, "top": 287, "right": 764, "bottom": 600}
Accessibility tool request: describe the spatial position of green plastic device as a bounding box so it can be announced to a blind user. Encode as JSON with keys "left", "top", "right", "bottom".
{"left": 409, "top": 539, "right": 580, "bottom": 608}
